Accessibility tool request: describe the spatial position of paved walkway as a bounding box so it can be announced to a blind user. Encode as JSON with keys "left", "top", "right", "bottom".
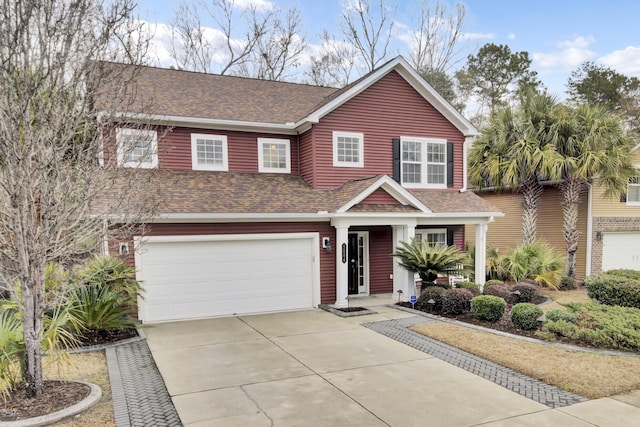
{"left": 106, "top": 302, "right": 640, "bottom": 427}
{"left": 363, "top": 316, "right": 586, "bottom": 408}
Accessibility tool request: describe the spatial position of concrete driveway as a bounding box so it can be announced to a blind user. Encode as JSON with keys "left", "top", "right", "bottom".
{"left": 143, "top": 306, "right": 640, "bottom": 426}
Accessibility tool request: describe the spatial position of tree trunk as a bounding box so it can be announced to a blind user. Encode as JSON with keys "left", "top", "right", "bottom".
{"left": 22, "top": 277, "right": 44, "bottom": 398}
{"left": 560, "top": 177, "right": 584, "bottom": 278}
{"left": 521, "top": 178, "right": 543, "bottom": 245}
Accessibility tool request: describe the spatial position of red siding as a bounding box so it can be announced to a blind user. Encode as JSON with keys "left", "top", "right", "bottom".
{"left": 352, "top": 226, "right": 394, "bottom": 294}
{"left": 299, "top": 130, "right": 314, "bottom": 186}
{"left": 158, "top": 127, "right": 299, "bottom": 173}
{"left": 361, "top": 188, "right": 399, "bottom": 205}
{"left": 143, "top": 222, "right": 337, "bottom": 304}
{"left": 306, "top": 70, "right": 465, "bottom": 189}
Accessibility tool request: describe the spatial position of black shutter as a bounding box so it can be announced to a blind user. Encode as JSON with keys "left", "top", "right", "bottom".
{"left": 392, "top": 138, "right": 401, "bottom": 183}
{"left": 447, "top": 142, "right": 454, "bottom": 187}
{"left": 621, "top": 193, "right": 628, "bottom": 203}
{"left": 446, "top": 229, "right": 454, "bottom": 246}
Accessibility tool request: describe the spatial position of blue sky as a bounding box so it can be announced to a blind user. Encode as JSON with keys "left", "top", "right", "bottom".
{"left": 135, "top": 0, "right": 640, "bottom": 97}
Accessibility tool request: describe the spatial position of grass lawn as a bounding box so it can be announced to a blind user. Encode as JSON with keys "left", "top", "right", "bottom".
{"left": 411, "top": 286, "right": 640, "bottom": 399}
{"left": 44, "top": 352, "right": 114, "bottom": 426}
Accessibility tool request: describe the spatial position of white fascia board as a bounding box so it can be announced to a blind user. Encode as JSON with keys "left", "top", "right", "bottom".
{"left": 107, "top": 212, "right": 331, "bottom": 223}
{"left": 102, "top": 111, "right": 299, "bottom": 135}
{"left": 336, "top": 175, "right": 432, "bottom": 213}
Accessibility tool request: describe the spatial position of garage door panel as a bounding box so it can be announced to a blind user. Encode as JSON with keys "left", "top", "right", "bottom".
{"left": 137, "top": 235, "right": 316, "bottom": 322}
{"left": 602, "top": 232, "right": 640, "bottom": 272}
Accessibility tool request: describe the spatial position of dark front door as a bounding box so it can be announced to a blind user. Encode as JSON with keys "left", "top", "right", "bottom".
{"left": 348, "top": 233, "right": 359, "bottom": 294}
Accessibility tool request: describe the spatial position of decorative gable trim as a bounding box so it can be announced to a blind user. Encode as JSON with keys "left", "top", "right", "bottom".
{"left": 336, "top": 175, "right": 432, "bottom": 214}
{"left": 298, "top": 57, "right": 478, "bottom": 137}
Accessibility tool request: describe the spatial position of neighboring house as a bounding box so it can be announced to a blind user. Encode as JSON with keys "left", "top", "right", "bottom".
{"left": 466, "top": 145, "right": 640, "bottom": 280}
{"left": 103, "top": 57, "right": 501, "bottom": 323}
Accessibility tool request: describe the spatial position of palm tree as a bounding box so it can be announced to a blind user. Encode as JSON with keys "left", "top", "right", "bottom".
{"left": 469, "top": 92, "right": 561, "bottom": 244}
{"left": 551, "top": 103, "right": 636, "bottom": 277}
{"left": 392, "top": 240, "right": 469, "bottom": 285}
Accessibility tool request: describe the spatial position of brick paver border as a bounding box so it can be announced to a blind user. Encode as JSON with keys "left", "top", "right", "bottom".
{"left": 363, "top": 316, "right": 587, "bottom": 408}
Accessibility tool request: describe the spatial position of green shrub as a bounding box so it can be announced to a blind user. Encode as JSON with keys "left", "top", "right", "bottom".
{"left": 68, "top": 255, "right": 143, "bottom": 331}
{"left": 484, "top": 283, "right": 512, "bottom": 301}
{"left": 471, "top": 295, "right": 506, "bottom": 322}
{"left": 604, "top": 269, "right": 640, "bottom": 280}
{"left": 584, "top": 273, "right": 640, "bottom": 309}
{"left": 442, "top": 288, "right": 474, "bottom": 315}
{"left": 545, "top": 309, "right": 577, "bottom": 323}
{"left": 512, "top": 283, "right": 538, "bottom": 303}
{"left": 510, "top": 303, "right": 543, "bottom": 330}
{"left": 417, "top": 286, "right": 445, "bottom": 311}
{"left": 455, "top": 282, "right": 480, "bottom": 296}
{"left": 393, "top": 240, "right": 470, "bottom": 283}
{"left": 558, "top": 275, "right": 577, "bottom": 290}
{"left": 542, "top": 320, "right": 578, "bottom": 337}
{"left": 539, "top": 303, "right": 640, "bottom": 351}
{"left": 485, "top": 279, "right": 504, "bottom": 286}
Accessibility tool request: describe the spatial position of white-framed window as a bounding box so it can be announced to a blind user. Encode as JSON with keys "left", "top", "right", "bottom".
{"left": 333, "top": 131, "right": 364, "bottom": 168}
{"left": 116, "top": 128, "right": 158, "bottom": 168}
{"left": 258, "top": 138, "right": 291, "bottom": 173}
{"left": 401, "top": 136, "right": 447, "bottom": 188}
{"left": 415, "top": 229, "right": 447, "bottom": 249}
{"left": 191, "top": 133, "right": 228, "bottom": 171}
{"left": 628, "top": 174, "right": 640, "bottom": 205}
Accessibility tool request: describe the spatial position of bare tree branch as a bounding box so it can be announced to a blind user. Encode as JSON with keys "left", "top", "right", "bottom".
{"left": 407, "top": 0, "right": 466, "bottom": 74}
{"left": 340, "top": 0, "right": 397, "bottom": 73}
{"left": 0, "top": 0, "right": 157, "bottom": 397}
{"left": 168, "top": 1, "right": 215, "bottom": 72}
{"left": 305, "top": 29, "right": 358, "bottom": 87}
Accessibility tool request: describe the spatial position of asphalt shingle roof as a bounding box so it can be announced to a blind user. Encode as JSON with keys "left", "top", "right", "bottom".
{"left": 150, "top": 171, "right": 500, "bottom": 216}
{"left": 104, "top": 63, "right": 339, "bottom": 124}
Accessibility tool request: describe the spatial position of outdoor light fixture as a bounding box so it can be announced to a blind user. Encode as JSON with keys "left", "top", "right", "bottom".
{"left": 118, "top": 242, "right": 129, "bottom": 256}
{"left": 322, "top": 237, "right": 332, "bottom": 252}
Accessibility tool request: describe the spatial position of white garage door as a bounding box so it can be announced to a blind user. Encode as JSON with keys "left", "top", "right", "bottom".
{"left": 135, "top": 233, "right": 319, "bottom": 323}
{"left": 602, "top": 232, "right": 640, "bottom": 272}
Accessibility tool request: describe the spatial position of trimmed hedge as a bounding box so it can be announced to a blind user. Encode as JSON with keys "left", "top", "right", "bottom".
{"left": 584, "top": 272, "right": 640, "bottom": 309}
{"left": 604, "top": 269, "right": 640, "bottom": 280}
{"left": 455, "top": 281, "right": 480, "bottom": 296}
{"left": 485, "top": 279, "right": 505, "bottom": 286}
{"left": 512, "top": 283, "right": 538, "bottom": 303}
{"left": 510, "top": 303, "right": 543, "bottom": 330}
{"left": 417, "top": 286, "right": 446, "bottom": 311}
{"left": 558, "top": 275, "right": 577, "bottom": 290}
{"left": 471, "top": 295, "right": 506, "bottom": 322}
{"left": 442, "top": 288, "right": 474, "bottom": 315}
{"left": 483, "top": 283, "right": 512, "bottom": 301}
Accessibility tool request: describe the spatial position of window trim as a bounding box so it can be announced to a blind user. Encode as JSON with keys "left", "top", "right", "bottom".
{"left": 400, "top": 136, "right": 447, "bottom": 189}
{"left": 116, "top": 128, "right": 158, "bottom": 169}
{"left": 257, "top": 138, "right": 291, "bottom": 173}
{"left": 416, "top": 228, "right": 448, "bottom": 249}
{"left": 191, "top": 133, "right": 228, "bottom": 171}
{"left": 332, "top": 131, "right": 364, "bottom": 168}
{"left": 627, "top": 169, "right": 640, "bottom": 206}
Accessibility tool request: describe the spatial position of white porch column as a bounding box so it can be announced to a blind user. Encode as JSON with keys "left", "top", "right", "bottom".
{"left": 391, "top": 222, "right": 416, "bottom": 302}
{"left": 475, "top": 222, "right": 488, "bottom": 290}
{"left": 335, "top": 225, "right": 349, "bottom": 308}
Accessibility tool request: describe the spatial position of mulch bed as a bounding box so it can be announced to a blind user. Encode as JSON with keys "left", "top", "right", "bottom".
{"left": 400, "top": 294, "right": 548, "bottom": 339}
{"left": 1, "top": 328, "right": 137, "bottom": 421}
{"left": 76, "top": 327, "right": 138, "bottom": 346}
{"left": 333, "top": 306, "right": 370, "bottom": 312}
{"left": 1, "top": 380, "right": 89, "bottom": 421}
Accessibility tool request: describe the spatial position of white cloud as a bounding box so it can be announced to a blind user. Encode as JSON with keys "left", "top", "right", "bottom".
{"left": 533, "top": 35, "right": 596, "bottom": 71}
{"left": 233, "top": 0, "right": 274, "bottom": 12}
{"left": 599, "top": 46, "right": 640, "bottom": 76}
{"left": 507, "top": 33, "right": 516, "bottom": 40}
{"left": 461, "top": 32, "right": 495, "bottom": 40}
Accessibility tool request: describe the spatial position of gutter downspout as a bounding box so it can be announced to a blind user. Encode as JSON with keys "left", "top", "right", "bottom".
{"left": 585, "top": 182, "right": 593, "bottom": 277}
